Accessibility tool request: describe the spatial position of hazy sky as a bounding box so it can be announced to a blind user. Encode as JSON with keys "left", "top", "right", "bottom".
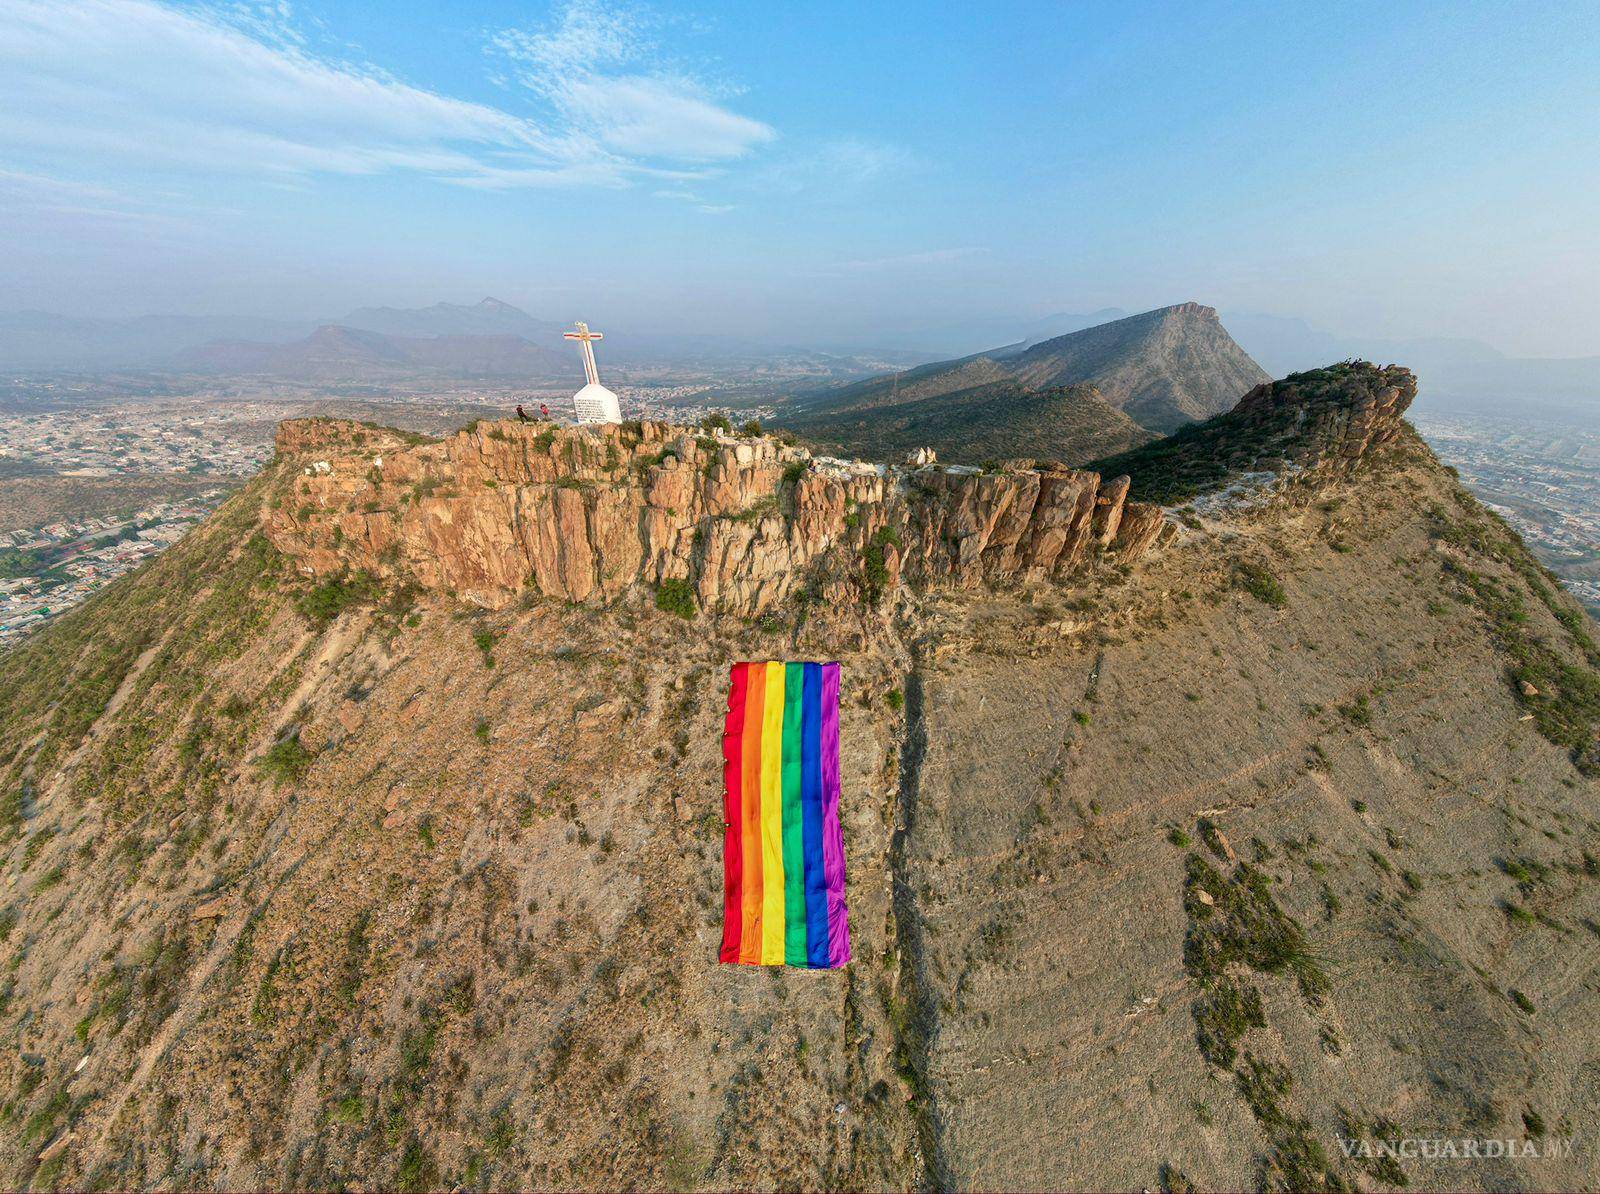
{"left": 2, "top": 0, "right": 1598, "bottom": 355}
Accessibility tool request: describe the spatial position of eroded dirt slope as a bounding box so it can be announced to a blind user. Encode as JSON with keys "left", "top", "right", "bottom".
{"left": 896, "top": 445, "right": 1600, "bottom": 1191}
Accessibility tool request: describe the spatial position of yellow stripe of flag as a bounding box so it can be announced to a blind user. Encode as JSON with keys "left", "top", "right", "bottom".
{"left": 759, "top": 661, "right": 787, "bottom": 963}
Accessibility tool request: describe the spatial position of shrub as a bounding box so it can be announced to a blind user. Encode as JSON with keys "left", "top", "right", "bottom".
{"left": 1183, "top": 855, "right": 1330, "bottom": 1001}
{"left": 1502, "top": 901, "right": 1534, "bottom": 925}
{"left": 1236, "top": 562, "right": 1287, "bottom": 608}
{"left": 397, "top": 1138, "right": 435, "bottom": 1192}
{"left": 861, "top": 526, "right": 900, "bottom": 604}
{"left": 298, "top": 571, "right": 380, "bottom": 626}
{"left": 885, "top": 688, "right": 905, "bottom": 711}
{"left": 655, "top": 579, "right": 696, "bottom": 619}
{"left": 472, "top": 627, "right": 498, "bottom": 667}
{"left": 700, "top": 414, "right": 732, "bottom": 434}
{"left": 741, "top": 419, "right": 763, "bottom": 436}
{"left": 1338, "top": 695, "right": 1373, "bottom": 727}
{"left": 258, "top": 734, "right": 313, "bottom": 786}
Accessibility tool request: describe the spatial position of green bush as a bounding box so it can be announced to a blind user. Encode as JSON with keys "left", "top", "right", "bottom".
{"left": 655, "top": 579, "right": 696, "bottom": 619}
{"left": 1236, "top": 562, "right": 1287, "bottom": 609}
{"left": 258, "top": 734, "right": 313, "bottom": 786}
{"left": 862, "top": 526, "right": 901, "bottom": 604}
{"left": 297, "top": 571, "right": 380, "bottom": 626}
{"left": 1338, "top": 695, "right": 1372, "bottom": 726}
{"left": 472, "top": 627, "right": 498, "bottom": 667}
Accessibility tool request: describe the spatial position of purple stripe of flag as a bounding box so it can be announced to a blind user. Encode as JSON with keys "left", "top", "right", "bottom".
{"left": 820, "top": 662, "right": 851, "bottom": 966}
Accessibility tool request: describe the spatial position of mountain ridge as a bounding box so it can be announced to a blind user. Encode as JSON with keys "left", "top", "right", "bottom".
{"left": 332, "top": 297, "right": 565, "bottom": 341}
{"left": 781, "top": 303, "right": 1271, "bottom": 464}
{"left": 789, "top": 303, "right": 1271, "bottom": 435}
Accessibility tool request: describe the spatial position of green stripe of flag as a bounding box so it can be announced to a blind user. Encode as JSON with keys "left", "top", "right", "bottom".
{"left": 781, "top": 662, "right": 809, "bottom": 964}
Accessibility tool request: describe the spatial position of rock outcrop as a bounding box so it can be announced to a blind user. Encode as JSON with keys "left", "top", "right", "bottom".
{"left": 1090, "top": 360, "right": 1419, "bottom": 504}
{"left": 1231, "top": 361, "right": 1415, "bottom": 466}
{"left": 267, "top": 418, "right": 1167, "bottom": 614}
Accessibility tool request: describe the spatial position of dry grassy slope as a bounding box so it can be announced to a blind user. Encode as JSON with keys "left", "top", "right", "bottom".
{"left": 896, "top": 441, "right": 1600, "bottom": 1191}
{"left": 0, "top": 476, "right": 933, "bottom": 1190}
{"left": 0, "top": 426, "right": 1595, "bottom": 1192}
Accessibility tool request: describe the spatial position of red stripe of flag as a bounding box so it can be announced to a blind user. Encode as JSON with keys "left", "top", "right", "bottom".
{"left": 719, "top": 662, "right": 747, "bottom": 962}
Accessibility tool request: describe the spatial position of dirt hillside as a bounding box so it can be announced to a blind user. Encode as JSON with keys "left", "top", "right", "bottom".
{"left": 0, "top": 367, "right": 1596, "bottom": 1191}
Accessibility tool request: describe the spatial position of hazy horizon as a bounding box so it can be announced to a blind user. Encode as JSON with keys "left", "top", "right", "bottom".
{"left": 3, "top": 1, "right": 1599, "bottom": 357}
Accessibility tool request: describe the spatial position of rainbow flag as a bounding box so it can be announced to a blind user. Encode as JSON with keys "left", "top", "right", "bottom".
{"left": 720, "top": 661, "right": 850, "bottom": 968}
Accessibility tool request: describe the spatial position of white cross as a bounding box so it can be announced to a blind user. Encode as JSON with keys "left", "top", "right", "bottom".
{"left": 563, "top": 321, "right": 604, "bottom": 386}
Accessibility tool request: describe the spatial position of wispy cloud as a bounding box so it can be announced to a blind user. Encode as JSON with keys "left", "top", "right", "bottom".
{"left": 651, "top": 187, "right": 735, "bottom": 214}
{"left": 0, "top": 0, "right": 773, "bottom": 193}
{"left": 489, "top": 2, "right": 775, "bottom": 164}
{"left": 0, "top": 167, "right": 196, "bottom": 233}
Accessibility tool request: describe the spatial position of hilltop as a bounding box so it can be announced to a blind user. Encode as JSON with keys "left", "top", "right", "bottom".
{"left": 0, "top": 364, "right": 1597, "bottom": 1191}
{"left": 785, "top": 303, "right": 1272, "bottom": 461}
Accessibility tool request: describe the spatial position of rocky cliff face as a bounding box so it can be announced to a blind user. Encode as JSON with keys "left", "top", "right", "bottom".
{"left": 1231, "top": 361, "right": 1415, "bottom": 466}
{"left": 266, "top": 419, "right": 1169, "bottom": 615}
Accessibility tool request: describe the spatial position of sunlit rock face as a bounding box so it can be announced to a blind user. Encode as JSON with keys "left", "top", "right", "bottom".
{"left": 268, "top": 418, "right": 1165, "bottom": 615}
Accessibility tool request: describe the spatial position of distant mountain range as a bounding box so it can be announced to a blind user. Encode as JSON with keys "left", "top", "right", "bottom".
{"left": 334, "top": 297, "right": 566, "bottom": 342}
{"left": 0, "top": 298, "right": 919, "bottom": 383}
{"left": 176, "top": 321, "right": 568, "bottom": 379}
{"left": 0, "top": 297, "right": 564, "bottom": 374}
{"left": 0, "top": 311, "right": 309, "bottom": 370}
{"left": 783, "top": 303, "right": 1269, "bottom": 463}
{"left": 4, "top": 298, "right": 1597, "bottom": 421}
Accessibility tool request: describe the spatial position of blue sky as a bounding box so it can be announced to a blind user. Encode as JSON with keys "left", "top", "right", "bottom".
{"left": 2, "top": 0, "right": 1598, "bottom": 354}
